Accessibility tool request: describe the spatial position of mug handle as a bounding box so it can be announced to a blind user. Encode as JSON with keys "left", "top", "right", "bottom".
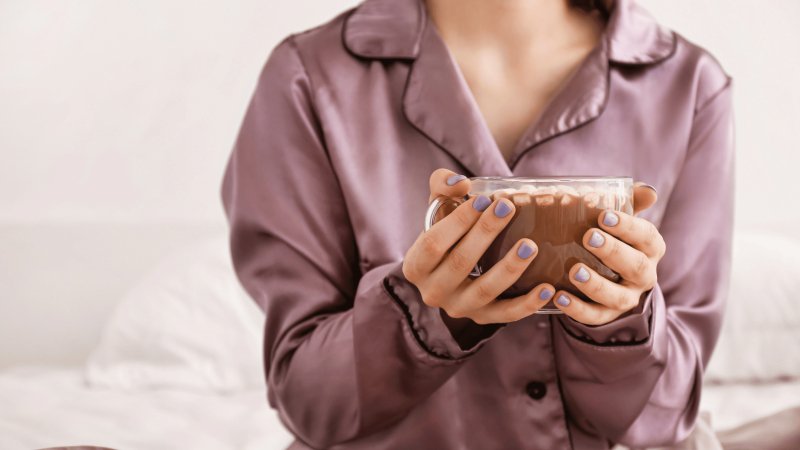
{"left": 423, "top": 194, "right": 456, "bottom": 232}
{"left": 423, "top": 195, "right": 482, "bottom": 277}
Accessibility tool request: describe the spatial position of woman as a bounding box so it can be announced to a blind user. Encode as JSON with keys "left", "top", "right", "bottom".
{"left": 220, "top": 0, "right": 734, "bottom": 448}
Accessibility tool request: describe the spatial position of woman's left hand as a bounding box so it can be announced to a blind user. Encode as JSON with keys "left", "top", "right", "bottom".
{"left": 554, "top": 183, "right": 665, "bottom": 325}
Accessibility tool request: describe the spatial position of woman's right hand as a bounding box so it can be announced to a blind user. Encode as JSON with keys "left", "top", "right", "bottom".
{"left": 402, "top": 169, "right": 555, "bottom": 326}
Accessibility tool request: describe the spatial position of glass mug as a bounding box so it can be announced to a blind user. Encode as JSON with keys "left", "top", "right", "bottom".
{"left": 424, "top": 176, "right": 634, "bottom": 314}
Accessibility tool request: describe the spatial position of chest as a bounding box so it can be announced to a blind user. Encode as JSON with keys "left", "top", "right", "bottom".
{"left": 453, "top": 46, "right": 603, "bottom": 163}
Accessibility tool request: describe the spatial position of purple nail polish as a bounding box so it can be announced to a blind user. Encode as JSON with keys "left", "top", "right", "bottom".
{"left": 588, "top": 231, "right": 605, "bottom": 248}
{"left": 447, "top": 174, "right": 467, "bottom": 186}
{"left": 494, "top": 201, "right": 512, "bottom": 218}
{"left": 556, "top": 295, "right": 571, "bottom": 307}
{"left": 473, "top": 195, "right": 491, "bottom": 212}
{"left": 574, "top": 267, "right": 590, "bottom": 283}
{"left": 603, "top": 211, "right": 619, "bottom": 227}
{"left": 539, "top": 289, "right": 553, "bottom": 301}
{"left": 517, "top": 242, "right": 535, "bottom": 259}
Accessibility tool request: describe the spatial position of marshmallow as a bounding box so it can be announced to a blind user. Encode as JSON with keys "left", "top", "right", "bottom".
{"left": 535, "top": 194, "right": 555, "bottom": 206}
{"left": 582, "top": 192, "right": 601, "bottom": 208}
{"left": 555, "top": 185, "right": 580, "bottom": 197}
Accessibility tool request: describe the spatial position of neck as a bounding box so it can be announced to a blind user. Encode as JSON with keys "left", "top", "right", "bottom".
{"left": 425, "top": 0, "right": 604, "bottom": 55}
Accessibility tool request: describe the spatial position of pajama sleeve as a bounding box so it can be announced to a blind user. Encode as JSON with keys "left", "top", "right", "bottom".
{"left": 551, "top": 76, "right": 735, "bottom": 447}
{"left": 220, "top": 36, "right": 491, "bottom": 449}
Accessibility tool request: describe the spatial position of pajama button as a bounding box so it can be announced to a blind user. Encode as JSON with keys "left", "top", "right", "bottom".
{"left": 525, "top": 381, "right": 547, "bottom": 400}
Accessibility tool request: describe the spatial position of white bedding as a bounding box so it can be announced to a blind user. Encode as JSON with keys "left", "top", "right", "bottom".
{"left": 0, "top": 366, "right": 294, "bottom": 450}
{"left": 700, "top": 381, "right": 800, "bottom": 431}
{"left": 1, "top": 366, "right": 798, "bottom": 450}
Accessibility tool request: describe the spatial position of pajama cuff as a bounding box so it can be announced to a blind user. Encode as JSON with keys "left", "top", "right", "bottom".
{"left": 382, "top": 260, "right": 499, "bottom": 360}
{"left": 557, "top": 284, "right": 658, "bottom": 346}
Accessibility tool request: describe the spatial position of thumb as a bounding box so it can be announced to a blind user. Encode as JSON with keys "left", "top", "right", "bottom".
{"left": 633, "top": 182, "right": 658, "bottom": 215}
{"left": 428, "top": 168, "right": 472, "bottom": 203}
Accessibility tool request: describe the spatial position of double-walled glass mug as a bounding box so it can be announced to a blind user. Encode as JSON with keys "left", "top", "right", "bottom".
{"left": 424, "top": 176, "right": 634, "bottom": 314}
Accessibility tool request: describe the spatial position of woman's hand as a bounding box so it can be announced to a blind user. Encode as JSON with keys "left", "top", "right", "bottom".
{"left": 402, "top": 169, "right": 555, "bottom": 326}
{"left": 554, "top": 183, "right": 666, "bottom": 325}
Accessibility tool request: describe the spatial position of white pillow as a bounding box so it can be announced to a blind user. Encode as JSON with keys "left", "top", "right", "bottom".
{"left": 704, "top": 230, "right": 800, "bottom": 383}
{"left": 85, "top": 234, "right": 265, "bottom": 392}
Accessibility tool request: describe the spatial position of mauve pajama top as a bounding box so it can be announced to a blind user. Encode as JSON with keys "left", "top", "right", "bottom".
{"left": 220, "top": 0, "right": 735, "bottom": 448}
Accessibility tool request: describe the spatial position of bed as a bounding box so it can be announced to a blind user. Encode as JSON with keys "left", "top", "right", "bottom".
{"left": 0, "top": 367, "right": 293, "bottom": 450}
{"left": 1, "top": 229, "right": 799, "bottom": 449}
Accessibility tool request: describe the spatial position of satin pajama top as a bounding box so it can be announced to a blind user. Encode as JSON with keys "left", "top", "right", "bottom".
{"left": 220, "top": 0, "right": 735, "bottom": 448}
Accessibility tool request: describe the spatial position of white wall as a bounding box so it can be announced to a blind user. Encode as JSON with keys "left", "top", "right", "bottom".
{"left": 640, "top": 0, "right": 800, "bottom": 230}
{"left": 0, "top": 0, "right": 356, "bottom": 225}
{"left": 0, "top": 0, "right": 798, "bottom": 365}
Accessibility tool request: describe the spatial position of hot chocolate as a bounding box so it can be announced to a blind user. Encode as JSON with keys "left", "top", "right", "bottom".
{"left": 426, "top": 177, "right": 633, "bottom": 313}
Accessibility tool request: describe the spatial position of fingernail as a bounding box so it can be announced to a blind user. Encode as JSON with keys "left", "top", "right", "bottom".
{"left": 603, "top": 211, "right": 619, "bottom": 227}
{"left": 641, "top": 183, "right": 657, "bottom": 194}
{"left": 556, "top": 294, "right": 571, "bottom": 307}
{"left": 517, "top": 242, "right": 536, "bottom": 259}
{"left": 539, "top": 289, "right": 553, "bottom": 301}
{"left": 447, "top": 174, "right": 467, "bottom": 186}
{"left": 473, "top": 195, "right": 491, "bottom": 212}
{"left": 574, "top": 267, "right": 590, "bottom": 283}
{"left": 588, "top": 231, "right": 605, "bottom": 248}
{"left": 494, "top": 200, "right": 512, "bottom": 218}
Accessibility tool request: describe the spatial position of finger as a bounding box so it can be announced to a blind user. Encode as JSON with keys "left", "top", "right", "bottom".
{"left": 404, "top": 195, "right": 492, "bottom": 280}
{"left": 567, "top": 263, "right": 641, "bottom": 311}
{"left": 597, "top": 210, "right": 666, "bottom": 259}
{"left": 552, "top": 290, "right": 622, "bottom": 326}
{"left": 429, "top": 168, "right": 472, "bottom": 203}
{"left": 632, "top": 182, "right": 658, "bottom": 215}
{"left": 452, "top": 239, "right": 538, "bottom": 312}
{"left": 427, "top": 197, "right": 516, "bottom": 293}
{"left": 581, "top": 228, "right": 656, "bottom": 286}
{"left": 469, "top": 283, "right": 556, "bottom": 324}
